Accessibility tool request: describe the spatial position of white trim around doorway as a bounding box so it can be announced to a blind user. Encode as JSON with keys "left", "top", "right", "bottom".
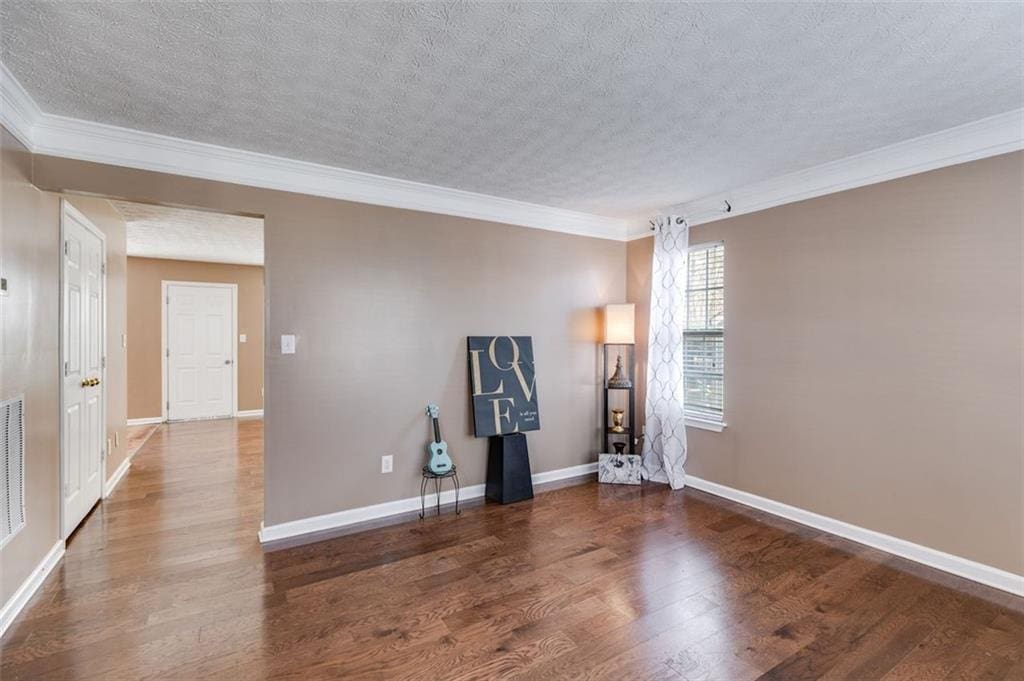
{"left": 160, "top": 280, "right": 239, "bottom": 422}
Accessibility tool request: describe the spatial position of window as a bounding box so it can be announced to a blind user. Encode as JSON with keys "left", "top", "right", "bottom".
{"left": 684, "top": 242, "right": 724, "bottom": 427}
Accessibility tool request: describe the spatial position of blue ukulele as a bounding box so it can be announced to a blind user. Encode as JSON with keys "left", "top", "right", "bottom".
{"left": 425, "top": 404, "right": 454, "bottom": 474}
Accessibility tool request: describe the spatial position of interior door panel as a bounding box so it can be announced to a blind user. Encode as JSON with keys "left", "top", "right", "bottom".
{"left": 167, "top": 284, "right": 234, "bottom": 421}
{"left": 62, "top": 204, "right": 105, "bottom": 537}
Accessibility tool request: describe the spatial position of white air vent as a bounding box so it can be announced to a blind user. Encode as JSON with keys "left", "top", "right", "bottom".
{"left": 1, "top": 397, "right": 26, "bottom": 548}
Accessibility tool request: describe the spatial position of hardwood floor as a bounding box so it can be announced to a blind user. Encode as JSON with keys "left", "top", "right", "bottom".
{"left": 124, "top": 423, "right": 159, "bottom": 459}
{"left": 2, "top": 418, "right": 1021, "bottom": 680}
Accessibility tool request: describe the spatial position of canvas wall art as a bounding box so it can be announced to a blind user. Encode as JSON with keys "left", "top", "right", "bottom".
{"left": 467, "top": 336, "right": 540, "bottom": 437}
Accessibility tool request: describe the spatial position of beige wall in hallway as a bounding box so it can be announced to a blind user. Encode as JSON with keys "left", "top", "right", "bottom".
{"left": 126, "top": 257, "right": 265, "bottom": 419}
{"left": 31, "top": 154, "right": 626, "bottom": 527}
{"left": 1, "top": 130, "right": 61, "bottom": 607}
{"left": 0, "top": 131, "right": 128, "bottom": 607}
{"left": 627, "top": 151, "right": 1024, "bottom": 575}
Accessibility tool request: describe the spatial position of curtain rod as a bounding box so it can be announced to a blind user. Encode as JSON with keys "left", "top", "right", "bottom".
{"left": 649, "top": 200, "right": 732, "bottom": 230}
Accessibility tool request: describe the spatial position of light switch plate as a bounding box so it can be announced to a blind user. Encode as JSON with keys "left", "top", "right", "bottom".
{"left": 381, "top": 455, "right": 393, "bottom": 474}
{"left": 281, "top": 334, "right": 296, "bottom": 354}
{"left": 239, "top": 334, "right": 247, "bottom": 343}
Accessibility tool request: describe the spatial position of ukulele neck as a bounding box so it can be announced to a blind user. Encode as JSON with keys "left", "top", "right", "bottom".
{"left": 432, "top": 417, "right": 441, "bottom": 443}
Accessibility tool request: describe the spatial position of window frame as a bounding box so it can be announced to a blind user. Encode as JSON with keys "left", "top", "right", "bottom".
{"left": 684, "top": 241, "right": 726, "bottom": 432}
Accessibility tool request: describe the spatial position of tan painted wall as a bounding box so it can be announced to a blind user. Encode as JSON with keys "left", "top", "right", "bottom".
{"left": 1, "top": 130, "right": 61, "bottom": 606}
{"left": 31, "top": 154, "right": 625, "bottom": 526}
{"left": 126, "top": 257, "right": 264, "bottom": 419}
{"left": 627, "top": 152, "right": 1024, "bottom": 575}
{"left": 0, "top": 132, "right": 128, "bottom": 607}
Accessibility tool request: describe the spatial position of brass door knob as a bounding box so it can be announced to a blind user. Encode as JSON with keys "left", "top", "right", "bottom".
{"left": 91, "top": 378, "right": 101, "bottom": 386}
{"left": 81, "top": 379, "right": 90, "bottom": 387}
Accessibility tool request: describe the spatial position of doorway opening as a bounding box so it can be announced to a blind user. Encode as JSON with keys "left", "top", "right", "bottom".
{"left": 59, "top": 195, "right": 265, "bottom": 540}
{"left": 116, "top": 200, "right": 265, "bottom": 429}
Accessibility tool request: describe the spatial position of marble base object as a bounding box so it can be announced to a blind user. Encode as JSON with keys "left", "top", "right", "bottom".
{"left": 598, "top": 453, "right": 642, "bottom": 485}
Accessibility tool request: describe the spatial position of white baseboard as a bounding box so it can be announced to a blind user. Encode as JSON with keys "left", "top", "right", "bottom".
{"left": 259, "top": 461, "right": 598, "bottom": 544}
{"left": 0, "top": 540, "right": 65, "bottom": 639}
{"left": 103, "top": 455, "right": 132, "bottom": 498}
{"left": 235, "top": 409, "right": 264, "bottom": 418}
{"left": 685, "top": 475, "right": 1024, "bottom": 597}
{"left": 127, "top": 417, "right": 163, "bottom": 426}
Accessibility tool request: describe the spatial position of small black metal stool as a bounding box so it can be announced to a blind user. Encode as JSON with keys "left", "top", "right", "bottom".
{"left": 419, "top": 465, "right": 461, "bottom": 519}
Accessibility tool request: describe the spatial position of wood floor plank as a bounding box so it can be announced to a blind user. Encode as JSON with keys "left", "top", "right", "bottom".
{"left": 2, "top": 418, "right": 1021, "bottom": 680}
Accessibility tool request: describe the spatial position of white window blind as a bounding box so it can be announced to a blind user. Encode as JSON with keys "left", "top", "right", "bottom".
{"left": 684, "top": 242, "right": 724, "bottom": 423}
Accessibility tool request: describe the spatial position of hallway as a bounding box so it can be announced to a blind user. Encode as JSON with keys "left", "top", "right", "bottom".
{"left": 1, "top": 418, "right": 264, "bottom": 680}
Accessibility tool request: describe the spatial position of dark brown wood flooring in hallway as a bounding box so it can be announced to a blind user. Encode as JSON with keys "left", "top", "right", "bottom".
{"left": 2, "top": 418, "right": 1022, "bottom": 680}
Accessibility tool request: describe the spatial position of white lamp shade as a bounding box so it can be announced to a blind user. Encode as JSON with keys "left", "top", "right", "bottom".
{"left": 604, "top": 304, "right": 635, "bottom": 344}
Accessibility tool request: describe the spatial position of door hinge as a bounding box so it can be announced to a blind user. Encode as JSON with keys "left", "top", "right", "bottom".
{"left": 166, "top": 295, "right": 170, "bottom": 304}
{"left": 167, "top": 400, "right": 170, "bottom": 412}
{"left": 101, "top": 262, "right": 106, "bottom": 275}
{"left": 64, "top": 361, "right": 69, "bottom": 376}
{"left": 102, "top": 356, "right": 106, "bottom": 369}
{"left": 64, "top": 240, "right": 69, "bottom": 255}
{"left": 166, "top": 347, "right": 170, "bottom": 357}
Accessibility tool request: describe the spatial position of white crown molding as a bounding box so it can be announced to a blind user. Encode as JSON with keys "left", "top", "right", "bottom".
{"left": 628, "top": 108, "right": 1024, "bottom": 239}
{"left": 259, "top": 461, "right": 597, "bottom": 544}
{"left": 0, "top": 540, "right": 65, "bottom": 639}
{"left": 686, "top": 475, "right": 1024, "bottom": 597}
{"left": 7, "top": 61, "right": 1020, "bottom": 243}
{"left": 0, "top": 63, "right": 628, "bottom": 241}
{"left": 0, "top": 62, "right": 40, "bottom": 149}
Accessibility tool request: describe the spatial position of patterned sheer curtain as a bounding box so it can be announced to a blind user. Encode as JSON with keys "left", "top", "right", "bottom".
{"left": 641, "top": 215, "right": 689, "bottom": 489}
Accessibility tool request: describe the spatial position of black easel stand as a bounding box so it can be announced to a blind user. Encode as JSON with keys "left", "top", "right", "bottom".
{"left": 486, "top": 433, "right": 534, "bottom": 504}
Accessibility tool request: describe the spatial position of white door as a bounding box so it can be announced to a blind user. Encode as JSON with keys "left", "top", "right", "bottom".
{"left": 166, "top": 283, "right": 235, "bottom": 421}
{"left": 62, "top": 202, "right": 105, "bottom": 537}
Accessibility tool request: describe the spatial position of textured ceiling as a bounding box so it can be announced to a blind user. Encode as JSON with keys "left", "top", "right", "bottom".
{"left": 3, "top": 3, "right": 1022, "bottom": 220}
{"left": 113, "top": 201, "right": 264, "bottom": 266}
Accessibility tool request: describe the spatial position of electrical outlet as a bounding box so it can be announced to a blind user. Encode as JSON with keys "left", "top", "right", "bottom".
{"left": 381, "top": 455, "right": 393, "bottom": 474}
